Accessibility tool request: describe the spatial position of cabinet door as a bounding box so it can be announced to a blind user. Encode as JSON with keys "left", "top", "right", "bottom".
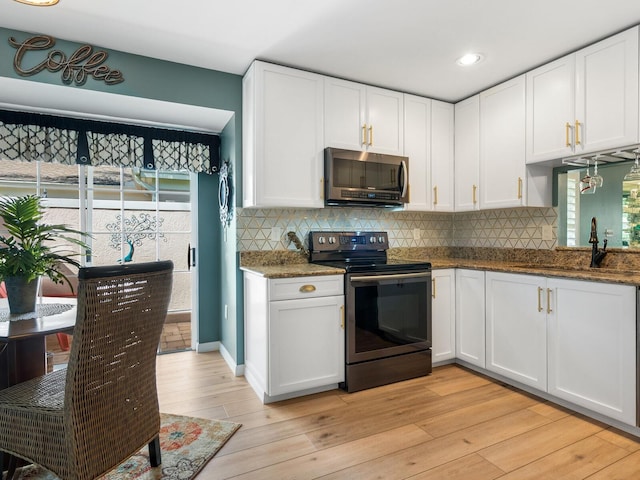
{"left": 547, "top": 278, "right": 636, "bottom": 425}
{"left": 404, "top": 94, "right": 431, "bottom": 211}
{"left": 432, "top": 269, "right": 455, "bottom": 363}
{"left": 454, "top": 95, "right": 480, "bottom": 211}
{"left": 455, "top": 269, "right": 485, "bottom": 368}
{"left": 480, "top": 75, "right": 526, "bottom": 209}
{"left": 575, "top": 27, "right": 639, "bottom": 154}
{"left": 366, "top": 86, "right": 404, "bottom": 155}
{"left": 243, "top": 61, "right": 324, "bottom": 208}
{"left": 485, "top": 272, "right": 547, "bottom": 390}
{"left": 526, "top": 54, "right": 575, "bottom": 163}
{"left": 324, "top": 77, "right": 367, "bottom": 151}
{"left": 269, "top": 295, "right": 345, "bottom": 396}
{"left": 430, "top": 100, "right": 454, "bottom": 211}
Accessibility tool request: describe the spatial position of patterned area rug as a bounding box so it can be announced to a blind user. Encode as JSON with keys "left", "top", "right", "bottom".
{"left": 16, "top": 413, "right": 241, "bottom": 480}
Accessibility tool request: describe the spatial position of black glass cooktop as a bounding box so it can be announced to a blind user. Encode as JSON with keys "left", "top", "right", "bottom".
{"left": 315, "top": 257, "right": 431, "bottom": 273}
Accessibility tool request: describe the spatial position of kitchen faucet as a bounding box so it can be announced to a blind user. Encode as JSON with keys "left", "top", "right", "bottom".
{"left": 588, "top": 217, "right": 607, "bottom": 268}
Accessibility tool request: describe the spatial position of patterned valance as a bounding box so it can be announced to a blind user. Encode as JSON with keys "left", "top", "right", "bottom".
{"left": 0, "top": 110, "right": 220, "bottom": 173}
{"left": 152, "top": 139, "right": 211, "bottom": 172}
{"left": 0, "top": 122, "right": 78, "bottom": 164}
{"left": 86, "top": 131, "right": 144, "bottom": 168}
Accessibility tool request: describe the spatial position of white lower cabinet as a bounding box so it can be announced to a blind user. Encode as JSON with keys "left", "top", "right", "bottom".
{"left": 455, "top": 269, "right": 485, "bottom": 368}
{"left": 431, "top": 269, "right": 455, "bottom": 363}
{"left": 486, "top": 271, "right": 637, "bottom": 426}
{"left": 486, "top": 272, "right": 547, "bottom": 390}
{"left": 244, "top": 273, "right": 345, "bottom": 402}
{"left": 547, "top": 278, "right": 637, "bottom": 425}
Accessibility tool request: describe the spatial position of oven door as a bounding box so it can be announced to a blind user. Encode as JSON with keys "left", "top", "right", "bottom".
{"left": 346, "top": 270, "right": 432, "bottom": 364}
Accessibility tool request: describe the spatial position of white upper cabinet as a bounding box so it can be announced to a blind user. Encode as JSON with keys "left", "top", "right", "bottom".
{"left": 430, "top": 100, "right": 455, "bottom": 211}
{"left": 403, "top": 94, "right": 432, "bottom": 211}
{"left": 526, "top": 26, "right": 639, "bottom": 163}
{"left": 243, "top": 61, "right": 324, "bottom": 208}
{"left": 454, "top": 95, "right": 480, "bottom": 211}
{"left": 325, "top": 77, "right": 404, "bottom": 155}
{"left": 404, "top": 95, "right": 454, "bottom": 211}
{"left": 480, "top": 75, "right": 527, "bottom": 209}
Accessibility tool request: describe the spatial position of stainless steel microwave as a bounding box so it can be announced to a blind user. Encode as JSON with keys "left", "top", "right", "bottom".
{"left": 324, "top": 148, "right": 409, "bottom": 207}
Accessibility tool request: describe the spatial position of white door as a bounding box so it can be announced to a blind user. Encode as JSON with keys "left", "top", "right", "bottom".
{"left": 269, "top": 295, "right": 345, "bottom": 396}
{"left": 403, "top": 94, "right": 431, "bottom": 211}
{"left": 526, "top": 54, "right": 575, "bottom": 163}
{"left": 430, "top": 100, "right": 454, "bottom": 211}
{"left": 366, "top": 86, "right": 404, "bottom": 155}
{"left": 455, "top": 269, "right": 485, "bottom": 368}
{"left": 431, "top": 269, "right": 455, "bottom": 363}
{"left": 454, "top": 95, "right": 480, "bottom": 210}
{"left": 547, "top": 278, "right": 637, "bottom": 425}
{"left": 485, "top": 272, "right": 547, "bottom": 390}
{"left": 575, "top": 27, "right": 639, "bottom": 154}
{"left": 324, "top": 77, "right": 367, "bottom": 151}
{"left": 244, "top": 61, "right": 324, "bottom": 208}
{"left": 480, "top": 75, "right": 526, "bottom": 209}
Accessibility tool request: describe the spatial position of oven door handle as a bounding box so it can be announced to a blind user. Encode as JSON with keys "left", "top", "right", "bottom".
{"left": 349, "top": 272, "right": 431, "bottom": 283}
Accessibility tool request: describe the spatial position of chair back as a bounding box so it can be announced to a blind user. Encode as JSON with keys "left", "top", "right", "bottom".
{"left": 64, "top": 260, "right": 173, "bottom": 478}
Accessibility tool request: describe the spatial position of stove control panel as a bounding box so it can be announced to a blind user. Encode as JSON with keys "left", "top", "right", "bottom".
{"left": 309, "top": 231, "right": 389, "bottom": 252}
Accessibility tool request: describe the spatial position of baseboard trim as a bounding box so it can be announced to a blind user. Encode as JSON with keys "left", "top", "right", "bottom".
{"left": 219, "top": 343, "right": 245, "bottom": 376}
{"left": 195, "top": 341, "right": 219, "bottom": 353}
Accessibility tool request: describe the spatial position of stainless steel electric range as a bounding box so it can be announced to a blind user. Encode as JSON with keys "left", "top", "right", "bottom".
{"left": 309, "top": 231, "right": 432, "bottom": 392}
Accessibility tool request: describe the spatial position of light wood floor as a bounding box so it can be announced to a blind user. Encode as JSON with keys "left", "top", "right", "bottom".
{"left": 155, "top": 351, "right": 640, "bottom": 479}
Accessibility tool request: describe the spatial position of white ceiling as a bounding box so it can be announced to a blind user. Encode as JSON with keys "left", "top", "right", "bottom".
{"left": 2, "top": 0, "right": 640, "bottom": 107}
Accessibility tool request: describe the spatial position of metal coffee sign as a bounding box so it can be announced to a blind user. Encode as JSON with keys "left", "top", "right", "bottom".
{"left": 8, "top": 34, "right": 125, "bottom": 86}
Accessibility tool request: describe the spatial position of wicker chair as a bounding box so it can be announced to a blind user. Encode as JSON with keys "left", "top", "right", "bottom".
{"left": 0, "top": 260, "right": 173, "bottom": 480}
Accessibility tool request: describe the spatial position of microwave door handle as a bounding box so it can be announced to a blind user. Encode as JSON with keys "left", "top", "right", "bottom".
{"left": 400, "top": 160, "right": 408, "bottom": 199}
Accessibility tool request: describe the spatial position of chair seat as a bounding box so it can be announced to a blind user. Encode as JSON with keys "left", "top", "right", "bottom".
{"left": 0, "top": 370, "right": 67, "bottom": 476}
{"left": 0, "top": 369, "right": 66, "bottom": 412}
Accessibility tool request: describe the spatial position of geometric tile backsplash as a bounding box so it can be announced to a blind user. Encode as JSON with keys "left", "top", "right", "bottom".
{"left": 237, "top": 206, "right": 558, "bottom": 251}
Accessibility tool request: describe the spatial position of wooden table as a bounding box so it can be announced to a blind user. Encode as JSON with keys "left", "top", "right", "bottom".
{"left": 0, "top": 298, "right": 76, "bottom": 388}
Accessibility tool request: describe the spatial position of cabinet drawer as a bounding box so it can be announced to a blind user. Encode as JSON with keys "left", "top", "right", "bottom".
{"left": 269, "top": 275, "right": 343, "bottom": 301}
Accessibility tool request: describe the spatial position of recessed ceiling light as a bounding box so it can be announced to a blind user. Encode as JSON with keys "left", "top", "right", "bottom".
{"left": 456, "top": 53, "right": 484, "bottom": 66}
{"left": 13, "top": 0, "right": 59, "bottom": 5}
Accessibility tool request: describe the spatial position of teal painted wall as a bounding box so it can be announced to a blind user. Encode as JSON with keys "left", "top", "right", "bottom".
{"left": 220, "top": 117, "right": 244, "bottom": 363}
{"left": 0, "top": 28, "right": 240, "bottom": 112}
{"left": 0, "top": 27, "right": 244, "bottom": 359}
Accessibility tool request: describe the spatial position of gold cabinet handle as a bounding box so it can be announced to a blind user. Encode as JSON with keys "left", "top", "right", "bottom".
{"left": 565, "top": 122, "right": 571, "bottom": 147}
{"left": 362, "top": 124, "right": 367, "bottom": 146}
{"left": 575, "top": 120, "right": 581, "bottom": 145}
{"left": 517, "top": 177, "right": 523, "bottom": 200}
{"left": 368, "top": 125, "right": 373, "bottom": 146}
{"left": 472, "top": 185, "right": 477, "bottom": 204}
{"left": 299, "top": 284, "right": 316, "bottom": 293}
{"left": 546, "top": 288, "right": 552, "bottom": 314}
{"left": 340, "top": 305, "right": 345, "bottom": 329}
{"left": 432, "top": 278, "right": 436, "bottom": 298}
{"left": 537, "top": 287, "right": 543, "bottom": 312}
{"left": 433, "top": 186, "right": 438, "bottom": 205}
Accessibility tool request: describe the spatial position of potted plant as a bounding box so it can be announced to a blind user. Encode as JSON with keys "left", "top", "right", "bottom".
{"left": 0, "top": 195, "right": 90, "bottom": 314}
